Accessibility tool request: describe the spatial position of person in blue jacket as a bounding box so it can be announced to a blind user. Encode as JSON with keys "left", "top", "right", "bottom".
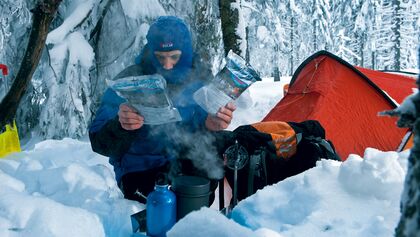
{"left": 89, "top": 16, "right": 235, "bottom": 203}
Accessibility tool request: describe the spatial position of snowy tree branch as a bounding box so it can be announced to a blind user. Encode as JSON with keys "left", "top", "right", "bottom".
{"left": 380, "top": 92, "right": 419, "bottom": 129}
{"left": 0, "top": 0, "right": 62, "bottom": 128}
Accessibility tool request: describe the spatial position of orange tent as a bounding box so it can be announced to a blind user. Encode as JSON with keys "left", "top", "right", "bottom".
{"left": 263, "top": 51, "right": 416, "bottom": 160}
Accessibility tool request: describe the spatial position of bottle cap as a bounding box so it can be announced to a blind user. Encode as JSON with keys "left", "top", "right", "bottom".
{"left": 155, "top": 172, "right": 169, "bottom": 186}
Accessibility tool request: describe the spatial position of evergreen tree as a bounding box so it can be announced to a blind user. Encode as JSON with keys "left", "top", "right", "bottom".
{"left": 239, "top": 0, "right": 288, "bottom": 76}
{"left": 392, "top": 0, "right": 401, "bottom": 70}
{"left": 397, "top": 0, "right": 419, "bottom": 70}
{"left": 375, "top": 0, "right": 397, "bottom": 70}
{"left": 219, "top": 0, "right": 245, "bottom": 57}
{"left": 330, "top": 0, "right": 355, "bottom": 62}
{"left": 350, "top": 0, "right": 365, "bottom": 65}
{"left": 311, "top": 0, "right": 331, "bottom": 52}
{"left": 285, "top": 0, "right": 300, "bottom": 74}
{"left": 365, "top": 0, "right": 381, "bottom": 69}
{"left": 292, "top": 0, "right": 312, "bottom": 70}
{"left": 191, "top": 0, "right": 225, "bottom": 73}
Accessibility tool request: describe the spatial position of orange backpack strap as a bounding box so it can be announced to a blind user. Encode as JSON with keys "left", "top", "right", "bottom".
{"left": 223, "top": 119, "right": 339, "bottom": 202}
{"left": 230, "top": 120, "right": 329, "bottom": 160}
{"left": 251, "top": 121, "right": 299, "bottom": 159}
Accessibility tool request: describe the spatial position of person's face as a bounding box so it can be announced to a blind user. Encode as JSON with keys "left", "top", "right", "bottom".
{"left": 154, "top": 50, "right": 182, "bottom": 70}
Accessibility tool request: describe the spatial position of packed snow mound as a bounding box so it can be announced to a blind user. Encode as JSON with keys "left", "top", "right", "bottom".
{"left": 167, "top": 207, "right": 283, "bottom": 237}
{"left": 169, "top": 149, "right": 409, "bottom": 237}
{"left": 0, "top": 188, "right": 105, "bottom": 236}
{"left": 168, "top": 208, "right": 256, "bottom": 237}
{"left": 0, "top": 139, "right": 143, "bottom": 237}
{"left": 339, "top": 148, "right": 406, "bottom": 200}
{"left": 0, "top": 138, "right": 410, "bottom": 237}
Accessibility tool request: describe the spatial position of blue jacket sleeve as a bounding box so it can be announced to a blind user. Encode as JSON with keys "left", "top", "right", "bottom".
{"left": 89, "top": 88, "right": 138, "bottom": 158}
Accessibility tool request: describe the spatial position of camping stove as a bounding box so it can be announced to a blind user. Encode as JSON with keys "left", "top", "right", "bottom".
{"left": 223, "top": 140, "right": 249, "bottom": 212}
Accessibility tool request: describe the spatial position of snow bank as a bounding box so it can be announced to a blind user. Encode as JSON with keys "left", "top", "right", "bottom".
{"left": 0, "top": 139, "right": 142, "bottom": 237}
{"left": 171, "top": 148, "right": 408, "bottom": 237}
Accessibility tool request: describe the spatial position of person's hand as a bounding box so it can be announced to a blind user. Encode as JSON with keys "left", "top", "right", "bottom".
{"left": 118, "top": 104, "right": 144, "bottom": 130}
{"left": 205, "top": 102, "right": 236, "bottom": 131}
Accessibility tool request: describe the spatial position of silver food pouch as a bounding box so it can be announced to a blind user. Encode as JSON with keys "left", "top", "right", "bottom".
{"left": 108, "top": 74, "right": 182, "bottom": 125}
{"left": 193, "top": 50, "right": 260, "bottom": 115}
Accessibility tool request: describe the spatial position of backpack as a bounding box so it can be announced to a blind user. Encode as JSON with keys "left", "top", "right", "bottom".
{"left": 220, "top": 120, "right": 340, "bottom": 203}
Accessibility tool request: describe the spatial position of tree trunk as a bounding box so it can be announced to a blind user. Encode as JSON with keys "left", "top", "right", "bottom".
{"left": 360, "top": 33, "right": 365, "bottom": 67}
{"left": 395, "top": 49, "right": 420, "bottom": 237}
{"left": 312, "top": 0, "right": 317, "bottom": 51}
{"left": 371, "top": 3, "right": 377, "bottom": 70}
{"left": 290, "top": 13, "right": 294, "bottom": 75}
{"left": 245, "top": 26, "right": 250, "bottom": 63}
{"left": 0, "top": 0, "right": 61, "bottom": 128}
{"left": 219, "top": 0, "right": 242, "bottom": 56}
{"left": 392, "top": 0, "right": 401, "bottom": 70}
{"left": 371, "top": 51, "right": 375, "bottom": 70}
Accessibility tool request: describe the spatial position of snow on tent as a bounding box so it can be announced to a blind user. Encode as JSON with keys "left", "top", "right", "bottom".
{"left": 263, "top": 50, "right": 416, "bottom": 160}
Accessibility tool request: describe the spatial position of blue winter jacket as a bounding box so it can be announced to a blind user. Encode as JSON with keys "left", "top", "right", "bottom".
{"left": 89, "top": 81, "right": 208, "bottom": 184}
{"left": 89, "top": 16, "right": 212, "bottom": 185}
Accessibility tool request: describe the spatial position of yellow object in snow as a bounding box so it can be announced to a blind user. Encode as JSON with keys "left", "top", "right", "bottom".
{"left": 0, "top": 121, "right": 21, "bottom": 158}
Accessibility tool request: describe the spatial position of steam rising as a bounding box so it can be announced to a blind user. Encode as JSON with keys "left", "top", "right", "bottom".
{"left": 151, "top": 125, "right": 225, "bottom": 181}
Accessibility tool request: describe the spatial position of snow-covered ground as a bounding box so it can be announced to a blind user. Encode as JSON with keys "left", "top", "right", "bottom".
{"left": 0, "top": 79, "right": 409, "bottom": 237}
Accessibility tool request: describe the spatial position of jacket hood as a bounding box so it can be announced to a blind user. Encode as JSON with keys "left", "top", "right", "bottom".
{"left": 145, "top": 16, "right": 193, "bottom": 84}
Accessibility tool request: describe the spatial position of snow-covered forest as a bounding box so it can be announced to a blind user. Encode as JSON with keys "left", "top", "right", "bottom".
{"left": 0, "top": 0, "right": 418, "bottom": 140}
